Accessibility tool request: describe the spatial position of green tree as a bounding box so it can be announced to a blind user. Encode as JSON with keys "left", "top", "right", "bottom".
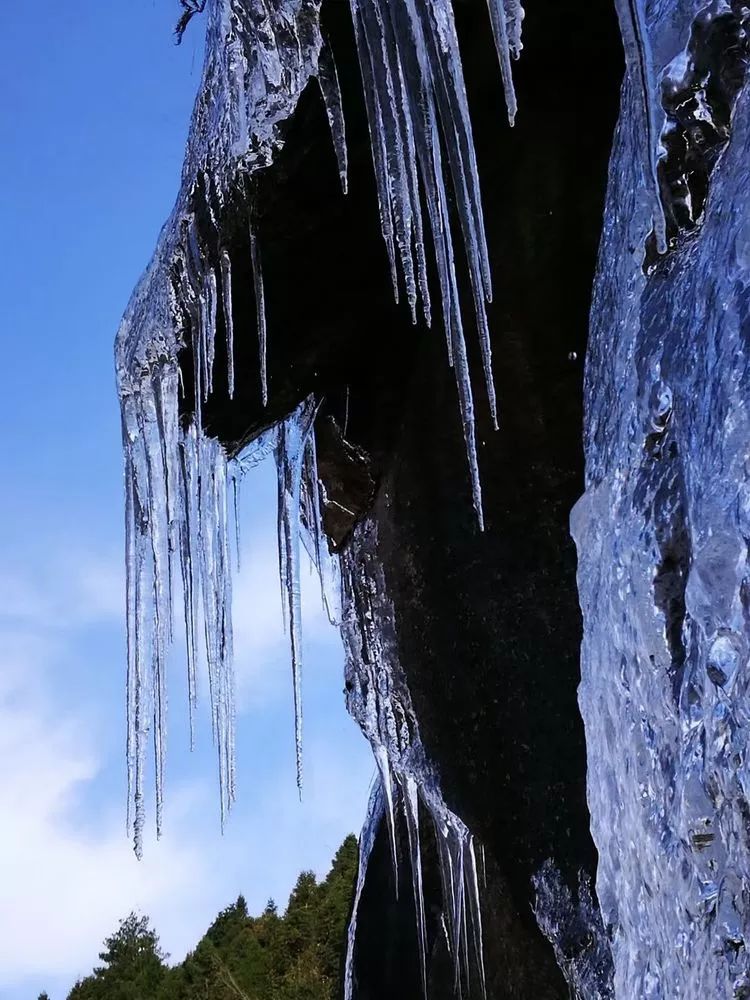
{"left": 67, "top": 836, "right": 359, "bottom": 1000}
{"left": 67, "top": 912, "right": 167, "bottom": 1000}
{"left": 316, "top": 834, "right": 359, "bottom": 985}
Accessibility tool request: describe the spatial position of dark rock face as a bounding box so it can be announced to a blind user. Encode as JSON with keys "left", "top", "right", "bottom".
{"left": 181, "top": 0, "right": 624, "bottom": 994}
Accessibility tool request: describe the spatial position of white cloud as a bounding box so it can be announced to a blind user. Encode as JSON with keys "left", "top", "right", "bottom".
{"left": 0, "top": 532, "right": 374, "bottom": 999}
{"left": 0, "top": 663, "right": 211, "bottom": 989}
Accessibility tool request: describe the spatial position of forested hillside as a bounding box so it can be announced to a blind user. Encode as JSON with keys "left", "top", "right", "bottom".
{"left": 56, "top": 835, "right": 358, "bottom": 1000}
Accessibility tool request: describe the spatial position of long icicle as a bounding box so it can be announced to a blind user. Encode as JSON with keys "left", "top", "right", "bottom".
{"left": 220, "top": 249, "right": 235, "bottom": 399}
{"left": 275, "top": 398, "right": 319, "bottom": 791}
{"left": 403, "top": 775, "right": 428, "bottom": 995}
{"left": 614, "top": 0, "right": 667, "bottom": 253}
{"left": 317, "top": 39, "right": 349, "bottom": 194}
{"left": 345, "top": 780, "right": 386, "bottom": 1000}
{"left": 249, "top": 211, "right": 268, "bottom": 407}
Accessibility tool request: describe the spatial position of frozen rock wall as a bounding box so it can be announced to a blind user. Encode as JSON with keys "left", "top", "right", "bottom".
{"left": 573, "top": 3, "right": 750, "bottom": 996}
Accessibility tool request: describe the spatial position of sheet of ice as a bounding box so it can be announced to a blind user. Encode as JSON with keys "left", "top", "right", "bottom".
{"left": 572, "top": 2, "right": 750, "bottom": 996}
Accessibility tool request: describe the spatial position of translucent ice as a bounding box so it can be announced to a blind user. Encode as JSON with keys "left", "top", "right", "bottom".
{"left": 573, "top": 2, "right": 750, "bottom": 995}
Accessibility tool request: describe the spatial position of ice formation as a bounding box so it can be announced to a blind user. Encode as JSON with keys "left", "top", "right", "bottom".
{"left": 117, "top": 0, "right": 325, "bottom": 853}
{"left": 114, "top": 0, "right": 750, "bottom": 994}
{"left": 349, "top": 0, "right": 522, "bottom": 527}
{"left": 572, "top": 1, "right": 750, "bottom": 996}
{"left": 532, "top": 861, "right": 614, "bottom": 1000}
{"left": 115, "top": 4, "right": 524, "bottom": 990}
{"left": 340, "top": 517, "right": 487, "bottom": 998}
{"left": 117, "top": 0, "right": 520, "bottom": 850}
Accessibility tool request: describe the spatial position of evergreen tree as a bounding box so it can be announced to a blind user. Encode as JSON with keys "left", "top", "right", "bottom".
{"left": 317, "top": 834, "right": 359, "bottom": 986}
{"left": 66, "top": 836, "right": 359, "bottom": 1000}
{"left": 68, "top": 912, "right": 167, "bottom": 1000}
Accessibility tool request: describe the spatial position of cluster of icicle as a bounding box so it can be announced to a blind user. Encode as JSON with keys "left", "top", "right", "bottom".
{"left": 121, "top": 390, "right": 321, "bottom": 855}
{"left": 349, "top": 0, "right": 523, "bottom": 527}
{"left": 117, "top": 0, "right": 522, "bottom": 853}
{"left": 115, "top": 0, "right": 524, "bottom": 991}
{"left": 340, "top": 518, "right": 487, "bottom": 998}
{"left": 117, "top": 0, "right": 327, "bottom": 854}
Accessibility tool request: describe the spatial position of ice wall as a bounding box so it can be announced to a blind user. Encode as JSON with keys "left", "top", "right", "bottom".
{"left": 573, "top": 2, "right": 750, "bottom": 996}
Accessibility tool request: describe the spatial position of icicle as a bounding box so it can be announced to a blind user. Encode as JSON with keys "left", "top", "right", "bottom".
{"left": 402, "top": 775, "right": 428, "bottom": 995}
{"left": 373, "top": 743, "right": 400, "bottom": 891}
{"left": 352, "top": 0, "right": 420, "bottom": 322}
{"left": 300, "top": 434, "right": 340, "bottom": 627}
{"left": 614, "top": 0, "right": 668, "bottom": 253}
{"left": 343, "top": 386, "right": 350, "bottom": 438}
{"left": 445, "top": 827, "right": 466, "bottom": 986}
{"left": 249, "top": 214, "right": 268, "bottom": 407}
{"left": 485, "top": 0, "right": 519, "bottom": 126}
{"left": 504, "top": 0, "right": 524, "bottom": 59}
{"left": 220, "top": 249, "right": 235, "bottom": 399}
{"left": 231, "top": 462, "right": 241, "bottom": 573}
{"left": 345, "top": 780, "right": 385, "bottom": 1000}
{"left": 275, "top": 398, "right": 319, "bottom": 791}
{"left": 451, "top": 322, "right": 485, "bottom": 529}
{"left": 184, "top": 219, "right": 205, "bottom": 435}
{"left": 122, "top": 382, "right": 163, "bottom": 854}
{"left": 434, "top": 822, "right": 458, "bottom": 957}
{"left": 143, "top": 382, "right": 173, "bottom": 838}
{"left": 317, "top": 40, "right": 349, "bottom": 194}
{"left": 465, "top": 838, "right": 487, "bottom": 998}
{"left": 124, "top": 442, "right": 145, "bottom": 855}
{"left": 179, "top": 423, "right": 201, "bottom": 751}
{"left": 203, "top": 268, "right": 218, "bottom": 398}
{"left": 132, "top": 517, "right": 149, "bottom": 860}
{"left": 348, "top": 0, "right": 400, "bottom": 301}
{"left": 410, "top": 0, "right": 498, "bottom": 421}
{"left": 196, "top": 432, "right": 235, "bottom": 825}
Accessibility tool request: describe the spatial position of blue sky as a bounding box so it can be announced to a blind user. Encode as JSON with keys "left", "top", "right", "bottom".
{"left": 0, "top": 3, "right": 373, "bottom": 997}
